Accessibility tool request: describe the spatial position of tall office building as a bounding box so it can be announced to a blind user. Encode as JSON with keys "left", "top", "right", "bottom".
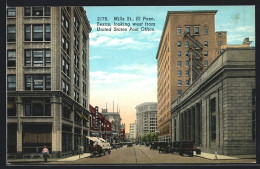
{"left": 156, "top": 11, "right": 226, "bottom": 141}
{"left": 136, "top": 102, "right": 157, "bottom": 140}
{"left": 129, "top": 121, "right": 137, "bottom": 142}
{"left": 7, "top": 6, "right": 91, "bottom": 158}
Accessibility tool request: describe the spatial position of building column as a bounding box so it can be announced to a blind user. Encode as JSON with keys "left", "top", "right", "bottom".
{"left": 186, "top": 110, "right": 190, "bottom": 140}
{"left": 16, "top": 96, "right": 23, "bottom": 158}
{"left": 195, "top": 103, "right": 200, "bottom": 146}
{"left": 179, "top": 113, "right": 183, "bottom": 141}
{"left": 71, "top": 105, "right": 75, "bottom": 151}
{"left": 190, "top": 106, "right": 195, "bottom": 142}
{"left": 185, "top": 111, "right": 188, "bottom": 140}
{"left": 51, "top": 96, "right": 62, "bottom": 158}
{"left": 81, "top": 111, "right": 84, "bottom": 147}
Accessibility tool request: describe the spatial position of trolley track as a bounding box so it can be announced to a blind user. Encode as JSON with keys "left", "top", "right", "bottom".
{"left": 134, "top": 145, "right": 153, "bottom": 162}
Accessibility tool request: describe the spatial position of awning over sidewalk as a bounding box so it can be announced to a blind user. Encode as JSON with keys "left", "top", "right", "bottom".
{"left": 86, "top": 136, "right": 99, "bottom": 142}
{"left": 98, "top": 138, "right": 106, "bottom": 142}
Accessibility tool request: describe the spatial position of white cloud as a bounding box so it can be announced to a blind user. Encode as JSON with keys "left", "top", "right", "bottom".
{"left": 90, "top": 36, "right": 154, "bottom": 50}
{"left": 90, "top": 64, "right": 157, "bottom": 90}
{"left": 89, "top": 23, "right": 162, "bottom": 50}
{"left": 115, "top": 64, "right": 157, "bottom": 75}
{"left": 235, "top": 26, "right": 255, "bottom": 33}
{"left": 90, "top": 55, "right": 103, "bottom": 60}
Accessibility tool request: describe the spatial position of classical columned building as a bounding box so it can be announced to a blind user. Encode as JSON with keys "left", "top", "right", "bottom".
{"left": 171, "top": 47, "right": 256, "bottom": 155}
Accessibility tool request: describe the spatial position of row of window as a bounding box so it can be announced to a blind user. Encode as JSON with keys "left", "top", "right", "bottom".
{"left": 25, "top": 74, "right": 51, "bottom": 90}
{"left": 25, "top": 49, "right": 51, "bottom": 66}
{"left": 7, "top": 24, "right": 51, "bottom": 42}
{"left": 178, "top": 70, "right": 190, "bottom": 77}
{"left": 7, "top": 49, "right": 51, "bottom": 67}
{"left": 177, "top": 26, "right": 208, "bottom": 35}
{"left": 177, "top": 60, "right": 208, "bottom": 67}
{"left": 24, "top": 7, "right": 50, "bottom": 17}
{"left": 62, "top": 35, "right": 70, "bottom": 54}
{"left": 74, "top": 72, "right": 80, "bottom": 87}
{"left": 62, "top": 80, "right": 70, "bottom": 95}
{"left": 177, "top": 51, "right": 208, "bottom": 57}
{"left": 25, "top": 24, "right": 50, "bottom": 41}
{"left": 7, "top": 74, "right": 51, "bottom": 91}
{"left": 24, "top": 98, "right": 51, "bottom": 116}
{"left": 62, "top": 57, "right": 70, "bottom": 77}
{"left": 177, "top": 80, "right": 190, "bottom": 86}
{"left": 177, "top": 41, "right": 208, "bottom": 47}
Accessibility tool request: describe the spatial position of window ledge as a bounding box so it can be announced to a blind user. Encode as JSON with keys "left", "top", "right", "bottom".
{"left": 24, "top": 41, "right": 51, "bottom": 43}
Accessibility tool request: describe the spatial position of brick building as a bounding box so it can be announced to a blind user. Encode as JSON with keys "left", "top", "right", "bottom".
{"left": 7, "top": 6, "right": 91, "bottom": 159}
{"left": 156, "top": 11, "right": 227, "bottom": 141}
{"left": 171, "top": 47, "right": 256, "bottom": 155}
{"left": 89, "top": 105, "right": 112, "bottom": 140}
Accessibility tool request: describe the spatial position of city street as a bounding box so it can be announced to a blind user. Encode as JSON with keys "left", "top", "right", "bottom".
{"left": 45, "top": 145, "right": 255, "bottom": 165}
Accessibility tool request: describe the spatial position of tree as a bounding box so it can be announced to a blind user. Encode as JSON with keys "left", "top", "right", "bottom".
{"left": 141, "top": 135, "right": 145, "bottom": 142}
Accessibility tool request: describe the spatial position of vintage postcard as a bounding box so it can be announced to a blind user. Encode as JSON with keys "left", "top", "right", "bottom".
{"left": 5, "top": 1, "right": 257, "bottom": 167}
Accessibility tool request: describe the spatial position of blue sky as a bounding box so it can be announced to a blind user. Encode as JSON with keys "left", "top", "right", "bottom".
{"left": 84, "top": 6, "right": 255, "bottom": 132}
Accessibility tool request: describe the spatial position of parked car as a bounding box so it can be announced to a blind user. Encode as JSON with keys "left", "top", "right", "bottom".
{"left": 150, "top": 142, "right": 157, "bottom": 150}
{"left": 179, "top": 140, "right": 201, "bottom": 157}
{"left": 168, "top": 141, "right": 180, "bottom": 154}
{"left": 157, "top": 141, "right": 169, "bottom": 153}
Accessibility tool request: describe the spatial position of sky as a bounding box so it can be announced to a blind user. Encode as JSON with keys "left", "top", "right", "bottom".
{"left": 84, "top": 6, "right": 255, "bottom": 133}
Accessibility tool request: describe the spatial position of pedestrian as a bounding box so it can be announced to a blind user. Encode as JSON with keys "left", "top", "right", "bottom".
{"left": 80, "top": 145, "right": 84, "bottom": 155}
{"left": 214, "top": 150, "right": 218, "bottom": 160}
{"left": 42, "top": 146, "right": 49, "bottom": 162}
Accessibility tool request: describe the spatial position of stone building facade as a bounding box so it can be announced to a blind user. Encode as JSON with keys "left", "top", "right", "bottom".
{"left": 7, "top": 6, "right": 91, "bottom": 158}
{"left": 136, "top": 102, "right": 157, "bottom": 141}
{"left": 101, "top": 108, "right": 122, "bottom": 140}
{"left": 129, "top": 122, "right": 137, "bottom": 142}
{"left": 156, "top": 10, "right": 227, "bottom": 141}
{"left": 171, "top": 48, "right": 256, "bottom": 155}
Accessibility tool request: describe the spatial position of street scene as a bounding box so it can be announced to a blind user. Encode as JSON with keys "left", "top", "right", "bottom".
{"left": 6, "top": 3, "right": 257, "bottom": 167}
{"left": 9, "top": 144, "right": 256, "bottom": 165}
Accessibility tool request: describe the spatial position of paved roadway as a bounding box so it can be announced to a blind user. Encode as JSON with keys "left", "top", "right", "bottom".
{"left": 48, "top": 145, "right": 255, "bottom": 164}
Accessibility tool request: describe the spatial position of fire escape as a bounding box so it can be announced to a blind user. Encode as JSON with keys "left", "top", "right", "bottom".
{"left": 184, "top": 33, "right": 203, "bottom": 84}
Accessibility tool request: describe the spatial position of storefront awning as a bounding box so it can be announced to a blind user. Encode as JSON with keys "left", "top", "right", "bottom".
{"left": 76, "top": 111, "right": 84, "bottom": 119}
{"left": 98, "top": 138, "right": 106, "bottom": 142}
{"left": 82, "top": 114, "right": 89, "bottom": 122}
{"left": 86, "top": 136, "right": 99, "bottom": 142}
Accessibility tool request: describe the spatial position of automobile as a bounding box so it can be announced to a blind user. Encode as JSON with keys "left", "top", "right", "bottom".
{"left": 157, "top": 141, "right": 169, "bottom": 153}
{"left": 150, "top": 142, "right": 156, "bottom": 150}
{"left": 179, "top": 140, "right": 201, "bottom": 157}
{"left": 168, "top": 141, "right": 181, "bottom": 154}
{"left": 127, "top": 142, "right": 133, "bottom": 147}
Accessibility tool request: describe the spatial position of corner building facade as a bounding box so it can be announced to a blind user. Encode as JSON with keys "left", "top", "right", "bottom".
{"left": 136, "top": 102, "right": 157, "bottom": 140}
{"left": 156, "top": 11, "right": 226, "bottom": 141}
{"left": 7, "top": 6, "right": 91, "bottom": 158}
{"left": 171, "top": 48, "right": 256, "bottom": 155}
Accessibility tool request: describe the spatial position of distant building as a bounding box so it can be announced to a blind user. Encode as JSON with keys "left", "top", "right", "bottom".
{"left": 7, "top": 6, "right": 91, "bottom": 159}
{"left": 89, "top": 105, "right": 112, "bottom": 140}
{"left": 101, "top": 108, "right": 122, "bottom": 142}
{"left": 156, "top": 10, "right": 227, "bottom": 142}
{"left": 120, "top": 124, "right": 126, "bottom": 141}
{"left": 129, "top": 121, "right": 137, "bottom": 142}
{"left": 125, "top": 133, "right": 130, "bottom": 141}
{"left": 136, "top": 102, "right": 157, "bottom": 141}
{"left": 171, "top": 47, "right": 256, "bottom": 155}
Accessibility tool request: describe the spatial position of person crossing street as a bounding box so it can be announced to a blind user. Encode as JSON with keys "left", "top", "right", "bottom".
{"left": 42, "top": 146, "right": 49, "bottom": 162}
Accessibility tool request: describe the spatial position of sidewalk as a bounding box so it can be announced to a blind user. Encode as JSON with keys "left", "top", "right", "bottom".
{"left": 195, "top": 152, "right": 256, "bottom": 160}
{"left": 7, "top": 153, "right": 91, "bottom": 163}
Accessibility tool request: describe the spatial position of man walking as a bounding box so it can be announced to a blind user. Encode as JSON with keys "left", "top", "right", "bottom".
{"left": 42, "top": 146, "right": 49, "bottom": 162}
